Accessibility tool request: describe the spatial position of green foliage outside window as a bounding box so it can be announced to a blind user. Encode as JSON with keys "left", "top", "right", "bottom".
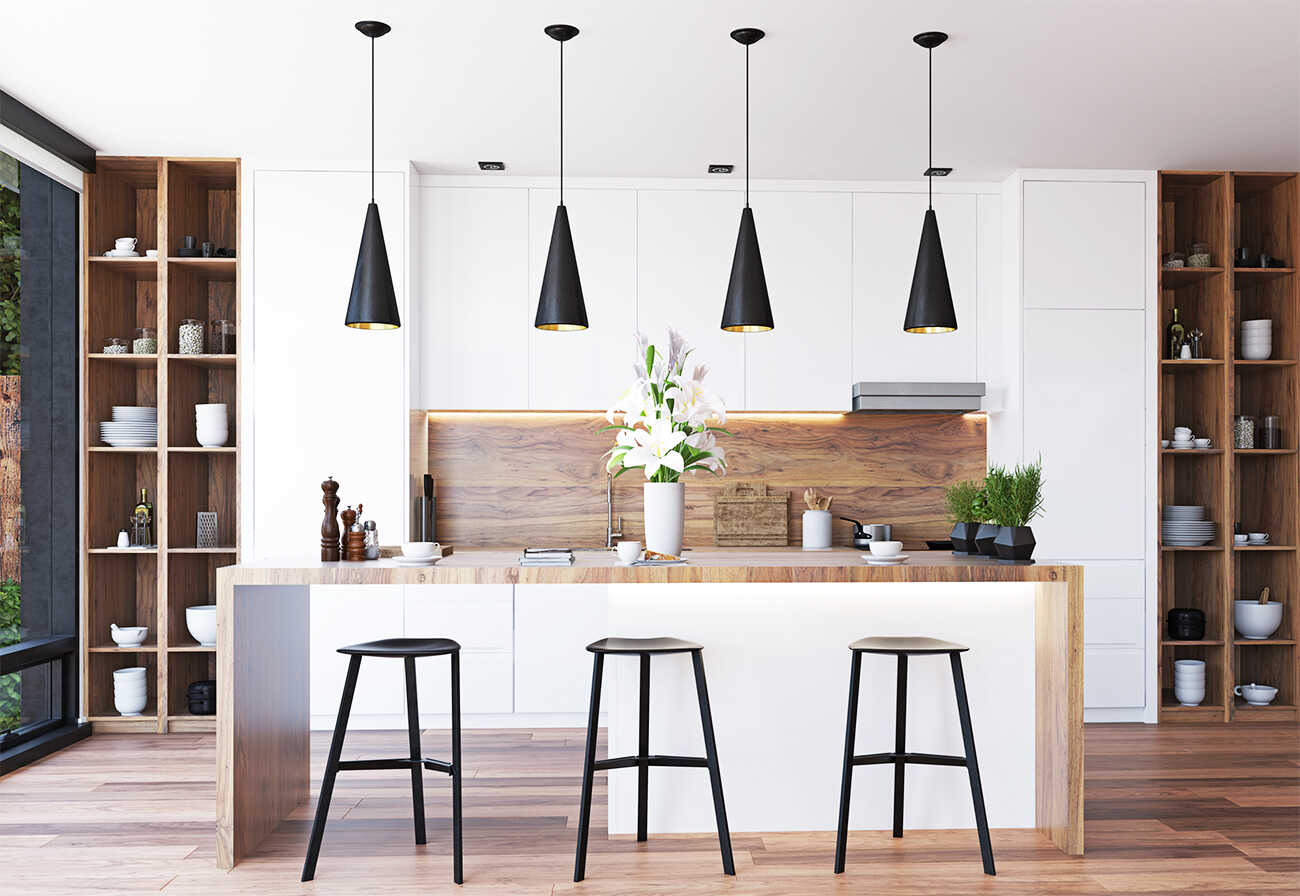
{"left": 0, "top": 578, "right": 19, "bottom": 731}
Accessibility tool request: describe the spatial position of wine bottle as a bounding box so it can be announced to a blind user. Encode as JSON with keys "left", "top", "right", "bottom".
{"left": 1167, "top": 307, "right": 1185, "bottom": 360}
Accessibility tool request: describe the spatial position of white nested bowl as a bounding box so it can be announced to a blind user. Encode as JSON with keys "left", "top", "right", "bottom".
{"left": 196, "top": 429, "right": 229, "bottom": 448}
{"left": 110, "top": 624, "right": 148, "bottom": 647}
{"left": 113, "top": 665, "right": 147, "bottom": 679}
{"left": 113, "top": 684, "right": 148, "bottom": 700}
{"left": 186, "top": 604, "right": 218, "bottom": 646}
{"left": 1234, "top": 600, "right": 1284, "bottom": 639}
{"left": 402, "top": 541, "right": 439, "bottom": 559}
{"left": 1173, "top": 688, "right": 1204, "bottom": 707}
{"left": 114, "top": 691, "right": 147, "bottom": 716}
{"left": 1241, "top": 344, "right": 1273, "bottom": 360}
{"left": 195, "top": 402, "right": 228, "bottom": 414}
{"left": 1173, "top": 659, "right": 1205, "bottom": 672}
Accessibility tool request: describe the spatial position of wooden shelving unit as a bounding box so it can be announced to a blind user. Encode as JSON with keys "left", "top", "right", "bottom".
{"left": 1157, "top": 170, "right": 1299, "bottom": 723}
{"left": 80, "top": 157, "right": 240, "bottom": 734}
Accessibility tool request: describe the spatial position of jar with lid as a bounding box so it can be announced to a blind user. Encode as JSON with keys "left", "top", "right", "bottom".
{"left": 178, "top": 319, "right": 205, "bottom": 354}
{"left": 363, "top": 519, "right": 380, "bottom": 560}
{"left": 102, "top": 337, "right": 129, "bottom": 355}
{"left": 1234, "top": 415, "right": 1256, "bottom": 449}
{"left": 208, "top": 319, "right": 235, "bottom": 354}
{"left": 1187, "top": 242, "right": 1212, "bottom": 268}
{"left": 132, "top": 326, "right": 157, "bottom": 355}
{"left": 1262, "top": 415, "right": 1281, "bottom": 449}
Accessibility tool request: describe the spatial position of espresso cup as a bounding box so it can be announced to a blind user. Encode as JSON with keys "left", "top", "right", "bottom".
{"left": 616, "top": 541, "right": 642, "bottom": 564}
{"left": 1249, "top": 532, "right": 1269, "bottom": 543}
{"left": 1234, "top": 534, "right": 1248, "bottom": 545}
{"left": 868, "top": 540, "right": 903, "bottom": 557}
{"left": 115, "top": 237, "right": 137, "bottom": 251}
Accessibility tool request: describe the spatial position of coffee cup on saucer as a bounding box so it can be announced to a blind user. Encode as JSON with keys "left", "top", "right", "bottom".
{"left": 1248, "top": 532, "right": 1269, "bottom": 544}
{"left": 616, "top": 541, "right": 642, "bottom": 564}
{"left": 115, "top": 237, "right": 137, "bottom": 251}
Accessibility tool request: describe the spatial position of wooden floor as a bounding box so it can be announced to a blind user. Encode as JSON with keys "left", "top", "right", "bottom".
{"left": 0, "top": 724, "right": 1296, "bottom": 894}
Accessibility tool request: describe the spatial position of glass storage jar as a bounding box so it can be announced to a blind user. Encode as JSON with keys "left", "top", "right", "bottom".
{"left": 1187, "top": 242, "right": 1212, "bottom": 268}
{"left": 178, "top": 319, "right": 205, "bottom": 354}
{"left": 208, "top": 319, "right": 235, "bottom": 354}
{"left": 102, "top": 337, "right": 129, "bottom": 355}
{"left": 1234, "top": 415, "right": 1256, "bottom": 449}
{"left": 132, "top": 326, "right": 157, "bottom": 355}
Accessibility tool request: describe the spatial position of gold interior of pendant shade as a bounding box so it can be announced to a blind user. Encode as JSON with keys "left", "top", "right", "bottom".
{"left": 722, "top": 324, "right": 774, "bottom": 333}
{"left": 904, "top": 325, "right": 956, "bottom": 334}
{"left": 537, "top": 323, "right": 588, "bottom": 332}
{"left": 347, "top": 321, "right": 400, "bottom": 330}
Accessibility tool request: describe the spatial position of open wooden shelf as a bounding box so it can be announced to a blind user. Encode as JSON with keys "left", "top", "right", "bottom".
{"left": 1161, "top": 639, "right": 1225, "bottom": 647}
{"left": 81, "top": 156, "right": 240, "bottom": 735}
{"left": 1161, "top": 267, "right": 1224, "bottom": 286}
{"left": 1161, "top": 358, "right": 1223, "bottom": 367}
{"left": 1160, "top": 448, "right": 1223, "bottom": 455}
{"left": 1234, "top": 639, "right": 1296, "bottom": 646}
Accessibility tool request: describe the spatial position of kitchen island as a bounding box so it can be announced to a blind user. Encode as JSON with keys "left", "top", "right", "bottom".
{"left": 215, "top": 550, "right": 1082, "bottom": 868}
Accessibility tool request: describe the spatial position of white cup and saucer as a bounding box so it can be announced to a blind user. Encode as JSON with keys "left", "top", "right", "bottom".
{"left": 863, "top": 540, "right": 908, "bottom": 565}
{"left": 616, "top": 540, "right": 643, "bottom": 565}
{"left": 1246, "top": 532, "right": 1270, "bottom": 546}
{"left": 106, "top": 237, "right": 140, "bottom": 257}
{"left": 395, "top": 542, "right": 441, "bottom": 566}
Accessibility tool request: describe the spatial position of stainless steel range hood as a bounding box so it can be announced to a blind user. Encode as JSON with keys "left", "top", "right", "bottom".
{"left": 850, "top": 382, "right": 985, "bottom": 413}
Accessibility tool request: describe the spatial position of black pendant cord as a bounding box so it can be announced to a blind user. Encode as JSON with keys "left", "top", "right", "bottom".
{"left": 927, "top": 45, "right": 932, "bottom": 210}
{"left": 744, "top": 43, "right": 750, "bottom": 208}
{"left": 370, "top": 34, "right": 376, "bottom": 204}
{"left": 559, "top": 39, "right": 565, "bottom": 207}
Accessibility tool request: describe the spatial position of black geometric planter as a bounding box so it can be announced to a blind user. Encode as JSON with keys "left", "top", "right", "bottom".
{"left": 950, "top": 522, "right": 981, "bottom": 555}
{"left": 994, "top": 525, "right": 1036, "bottom": 563}
{"left": 974, "top": 523, "right": 1001, "bottom": 558}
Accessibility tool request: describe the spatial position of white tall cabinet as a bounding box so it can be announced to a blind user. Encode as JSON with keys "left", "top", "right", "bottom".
{"left": 999, "top": 171, "right": 1158, "bottom": 721}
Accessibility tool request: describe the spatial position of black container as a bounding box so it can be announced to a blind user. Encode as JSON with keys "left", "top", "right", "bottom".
{"left": 974, "top": 523, "right": 1001, "bottom": 557}
{"left": 949, "top": 521, "right": 981, "bottom": 554}
{"left": 188, "top": 699, "right": 216, "bottom": 715}
{"left": 994, "top": 525, "right": 1036, "bottom": 563}
{"left": 1166, "top": 607, "right": 1206, "bottom": 641}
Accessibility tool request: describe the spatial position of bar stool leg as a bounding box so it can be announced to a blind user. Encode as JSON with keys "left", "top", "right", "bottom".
{"left": 950, "top": 652, "right": 996, "bottom": 876}
{"left": 691, "top": 650, "right": 735, "bottom": 876}
{"left": 403, "top": 656, "right": 427, "bottom": 846}
{"left": 450, "top": 651, "right": 464, "bottom": 885}
{"left": 573, "top": 652, "right": 604, "bottom": 882}
{"left": 893, "top": 654, "right": 908, "bottom": 838}
{"left": 637, "top": 653, "right": 651, "bottom": 842}
{"left": 302, "top": 654, "right": 361, "bottom": 882}
{"left": 834, "top": 649, "right": 862, "bottom": 873}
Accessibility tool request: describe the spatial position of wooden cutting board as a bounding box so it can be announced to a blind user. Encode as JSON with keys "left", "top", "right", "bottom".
{"left": 713, "top": 481, "right": 789, "bottom": 546}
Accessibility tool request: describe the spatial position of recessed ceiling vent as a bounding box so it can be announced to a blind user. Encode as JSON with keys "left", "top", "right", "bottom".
{"left": 477, "top": 161, "right": 505, "bottom": 171}
{"left": 708, "top": 164, "right": 735, "bottom": 174}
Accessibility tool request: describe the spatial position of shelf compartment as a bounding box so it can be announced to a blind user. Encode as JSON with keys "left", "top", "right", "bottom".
{"left": 1234, "top": 278, "right": 1294, "bottom": 362}
{"left": 1233, "top": 643, "right": 1295, "bottom": 712}
{"left": 1234, "top": 452, "right": 1297, "bottom": 544}
{"left": 1159, "top": 639, "right": 1229, "bottom": 720}
{"left": 1234, "top": 366, "right": 1297, "bottom": 449}
{"left": 85, "top": 158, "right": 159, "bottom": 257}
{"left": 166, "top": 649, "right": 217, "bottom": 720}
{"left": 87, "top": 651, "right": 158, "bottom": 720}
{"left": 166, "top": 264, "right": 236, "bottom": 355}
{"left": 85, "top": 263, "right": 159, "bottom": 373}
{"left": 1233, "top": 172, "right": 1296, "bottom": 272}
{"left": 86, "top": 452, "right": 157, "bottom": 551}
{"left": 167, "top": 257, "right": 236, "bottom": 276}
{"left": 166, "top": 452, "right": 235, "bottom": 550}
{"left": 1233, "top": 267, "right": 1294, "bottom": 284}
{"left": 165, "top": 159, "right": 237, "bottom": 265}
{"left": 1161, "top": 279, "right": 1228, "bottom": 363}
{"left": 167, "top": 350, "right": 235, "bottom": 449}
{"left": 1234, "top": 551, "right": 1294, "bottom": 643}
{"left": 168, "top": 353, "right": 235, "bottom": 368}
{"left": 85, "top": 552, "right": 157, "bottom": 647}
{"left": 167, "top": 553, "right": 224, "bottom": 653}
{"left": 1161, "top": 173, "right": 1230, "bottom": 276}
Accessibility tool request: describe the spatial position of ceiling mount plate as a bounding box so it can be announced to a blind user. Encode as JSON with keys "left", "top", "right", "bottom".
{"left": 913, "top": 31, "right": 948, "bottom": 49}
{"left": 545, "top": 24, "right": 580, "bottom": 42}
{"left": 355, "top": 21, "right": 391, "bottom": 39}
{"left": 730, "top": 28, "right": 766, "bottom": 46}
{"left": 924, "top": 167, "right": 953, "bottom": 177}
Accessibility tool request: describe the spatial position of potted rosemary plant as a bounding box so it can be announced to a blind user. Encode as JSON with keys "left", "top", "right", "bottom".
{"left": 944, "top": 479, "right": 985, "bottom": 555}
{"left": 986, "top": 459, "right": 1045, "bottom": 563}
{"left": 974, "top": 467, "right": 1005, "bottom": 557}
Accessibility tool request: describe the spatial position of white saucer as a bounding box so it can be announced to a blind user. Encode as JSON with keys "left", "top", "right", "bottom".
{"left": 104, "top": 250, "right": 141, "bottom": 257}
{"left": 394, "top": 556, "right": 440, "bottom": 566}
{"left": 862, "top": 553, "right": 910, "bottom": 564}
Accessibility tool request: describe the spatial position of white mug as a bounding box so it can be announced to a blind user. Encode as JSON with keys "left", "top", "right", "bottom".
{"left": 1234, "top": 534, "right": 1248, "bottom": 545}
{"left": 115, "top": 237, "right": 137, "bottom": 250}
{"left": 1249, "top": 532, "right": 1269, "bottom": 543}
{"left": 616, "top": 541, "right": 642, "bottom": 564}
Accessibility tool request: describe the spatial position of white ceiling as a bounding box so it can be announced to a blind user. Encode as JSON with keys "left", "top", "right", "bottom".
{"left": 6, "top": 0, "right": 1299, "bottom": 181}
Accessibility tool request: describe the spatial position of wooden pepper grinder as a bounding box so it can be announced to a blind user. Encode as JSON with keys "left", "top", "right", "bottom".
{"left": 343, "top": 504, "right": 367, "bottom": 562}
{"left": 340, "top": 505, "right": 358, "bottom": 560}
{"left": 321, "top": 477, "right": 341, "bottom": 561}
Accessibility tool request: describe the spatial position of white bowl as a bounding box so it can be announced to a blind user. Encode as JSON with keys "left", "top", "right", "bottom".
{"left": 113, "top": 665, "right": 148, "bottom": 679}
{"left": 1173, "top": 689, "right": 1204, "bottom": 707}
{"left": 110, "top": 624, "right": 149, "bottom": 647}
{"left": 1161, "top": 439, "right": 1170, "bottom": 448}
{"left": 1234, "top": 600, "right": 1283, "bottom": 639}
{"left": 186, "top": 604, "right": 218, "bottom": 646}
{"left": 1240, "top": 345, "right": 1272, "bottom": 360}
{"left": 401, "top": 541, "right": 439, "bottom": 560}
{"left": 1173, "top": 659, "right": 1205, "bottom": 669}
{"left": 868, "top": 540, "right": 903, "bottom": 557}
{"left": 113, "top": 684, "right": 148, "bottom": 700}
{"left": 114, "top": 691, "right": 148, "bottom": 716}
{"left": 196, "top": 430, "right": 229, "bottom": 448}
{"left": 1235, "top": 683, "right": 1278, "bottom": 705}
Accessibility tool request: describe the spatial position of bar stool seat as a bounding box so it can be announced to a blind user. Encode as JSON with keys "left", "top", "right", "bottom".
{"left": 849, "top": 636, "right": 968, "bottom": 655}
{"left": 302, "top": 637, "right": 464, "bottom": 885}
{"left": 587, "top": 636, "right": 703, "bottom": 654}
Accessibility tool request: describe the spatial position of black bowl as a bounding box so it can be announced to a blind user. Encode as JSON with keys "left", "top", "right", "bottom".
{"left": 1167, "top": 607, "right": 1206, "bottom": 641}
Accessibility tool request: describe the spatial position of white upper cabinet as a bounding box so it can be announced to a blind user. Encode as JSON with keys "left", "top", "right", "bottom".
{"left": 1023, "top": 308, "right": 1146, "bottom": 559}
{"left": 852, "top": 193, "right": 978, "bottom": 382}
{"left": 527, "top": 189, "right": 637, "bottom": 410}
{"left": 744, "top": 192, "right": 853, "bottom": 411}
{"left": 420, "top": 187, "right": 529, "bottom": 409}
{"left": 1023, "top": 180, "right": 1146, "bottom": 309}
{"left": 636, "top": 189, "right": 747, "bottom": 409}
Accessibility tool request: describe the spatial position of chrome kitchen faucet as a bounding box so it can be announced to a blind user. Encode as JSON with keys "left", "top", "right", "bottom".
{"left": 606, "top": 472, "right": 623, "bottom": 548}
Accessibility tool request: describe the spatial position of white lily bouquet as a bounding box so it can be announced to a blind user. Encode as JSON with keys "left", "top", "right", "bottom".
{"left": 604, "top": 328, "right": 729, "bottom": 482}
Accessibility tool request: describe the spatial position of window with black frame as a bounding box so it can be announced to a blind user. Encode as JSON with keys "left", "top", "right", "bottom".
{"left": 0, "top": 151, "right": 87, "bottom": 773}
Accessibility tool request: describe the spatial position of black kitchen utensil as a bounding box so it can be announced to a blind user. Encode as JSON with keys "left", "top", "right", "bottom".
{"left": 839, "top": 517, "right": 872, "bottom": 550}
{"left": 1167, "top": 607, "right": 1206, "bottom": 641}
{"left": 1235, "top": 247, "right": 1253, "bottom": 267}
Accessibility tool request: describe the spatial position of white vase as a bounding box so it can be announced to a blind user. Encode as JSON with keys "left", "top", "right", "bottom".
{"left": 643, "top": 481, "right": 685, "bottom": 556}
{"left": 802, "top": 510, "right": 832, "bottom": 549}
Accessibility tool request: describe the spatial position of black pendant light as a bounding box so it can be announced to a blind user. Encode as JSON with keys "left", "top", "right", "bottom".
{"left": 534, "top": 24, "right": 588, "bottom": 331}
{"left": 721, "top": 28, "right": 774, "bottom": 333}
{"left": 902, "top": 31, "right": 957, "bottom": 335}
{"left": 345, "top": 20, "right": 401, "bottom": 330}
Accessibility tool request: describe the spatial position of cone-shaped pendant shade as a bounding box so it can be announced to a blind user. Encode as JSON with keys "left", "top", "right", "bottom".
{"left": 345, "top": 201, "right": 400, "bottom": 329}
{"left": 903, "top": 208, "right": 957, "bottom": 333}
{"left": 535, "top": 205, "right": 588, "bottom": 331}
{"left": 721, "top": 207, "right": 774, "bottom": 332}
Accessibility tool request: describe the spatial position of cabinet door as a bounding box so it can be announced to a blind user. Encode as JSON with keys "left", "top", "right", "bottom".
{"left": 420, "top": 187, "right": 529, "bottom": 408}
{"left": 1084, "top": 647, "right": 1145, "bottom": 708}
{"left": 1023, "top": 181, "right": 1146, "bottom": 310}
{"left": 637, "top": 190, "right": 746, "bottom": 408}
{"left": 528, "top": 189, "right": 637, "bottom": 410}
{"left": 514, "top": 584, "right": 609, "bottom": 713}
{"left": 309, "top": 585, "right": 405, "bottom": 717}
{"left": 1023, "top": 309, "right": 1146, "bottom": 559}
{"left": 404, "top": 585, "right": 513, "bottom": 713}
{"left": 253, "top": 170, "right": 407, "bottom": 557}
{"left": 852, "top": 193, "right": 978, "bottom": 382}
{"left": 744, "top": 192, "right": 852, "bottom": 411}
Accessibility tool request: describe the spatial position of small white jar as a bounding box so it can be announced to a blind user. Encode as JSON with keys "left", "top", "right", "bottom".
{"left": 802, "top": 510, "right": 833, "bottom": 550}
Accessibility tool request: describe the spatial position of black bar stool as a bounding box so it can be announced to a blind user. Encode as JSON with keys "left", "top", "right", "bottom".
{"left": 833, "top": 636, "right": 995, "bottom": 876}
{"left": 573, "top": 636, "right": 734, "bottom": 882}
{"left": 302, "top": 637, "right": 464, "bottom": 884}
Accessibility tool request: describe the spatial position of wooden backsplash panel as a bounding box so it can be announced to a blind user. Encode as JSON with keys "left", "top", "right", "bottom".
{"left": 416, "top": 411, "right": 986, "bottom": 549}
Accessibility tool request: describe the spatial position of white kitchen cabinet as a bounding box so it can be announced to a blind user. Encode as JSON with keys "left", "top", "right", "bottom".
{"left": 636, "top": 189, "right": 746, "bottom": 408}
{"left": 420, "top": 186, "right": 529, "bottom": 409}
{"left": 1023, "top": 309, "right": 1146, "bottom": 559}
{"left": 403, "top": 585, "right": 513, "bottom": 649}
{"left": 252, "top": 169, "right": 408, "bottom": 557}
{"left": 1084, "top": 647, "right": 1145, "bottom": 708}
{"left": 411, "top": 652, "right": 514, "bottom": 716}
{"left": 514, "top": 584, "right": 609, "bottom": 713}
{"left": 309, "top": 585, "right": 406, "bottom": 717}
{"left": 527, "top": 189, "right": 637, "bottom": 410}
{"left": 1023, "top": 181, "right": 1147, "bottom": 310}
{"left": 1085, "top": 599, "right": 1145, "bottom": 647}
{"left": 744, "top": 192, "right": 853, "bottom": 410}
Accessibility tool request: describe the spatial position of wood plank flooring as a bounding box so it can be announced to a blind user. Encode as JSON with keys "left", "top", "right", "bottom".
{"left": 0, "top": 723, "right": 1296, "bottom": 894}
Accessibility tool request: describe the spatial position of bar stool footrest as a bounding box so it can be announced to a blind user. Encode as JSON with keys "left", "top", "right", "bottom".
{"left": 852, "top": 751, "right": 967, "bottom": 767}
{"left": 595, "top": 754, "right": 710, "bottom": 771}
{"left": 336, "top": 757, "right": 456, "bottom": 775}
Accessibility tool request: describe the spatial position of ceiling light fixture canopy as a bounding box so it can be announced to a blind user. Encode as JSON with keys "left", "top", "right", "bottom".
{"left": 345, "top": 20, "right": 401, "bottom": 330}
{"left": 534, "top": 23, "right": 589, "bottom": 332}
{"left": 902, "top": 30, "right": 958, "bottom": 335}
{"left": 721, "top": 27, "right": 774, "bottom": 333}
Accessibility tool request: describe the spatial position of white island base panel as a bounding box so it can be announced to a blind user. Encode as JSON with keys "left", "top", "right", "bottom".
{"left": 605, "top": 582, "right": 1036, "bottom": 835}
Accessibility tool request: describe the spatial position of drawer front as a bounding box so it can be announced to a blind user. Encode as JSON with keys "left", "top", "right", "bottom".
{"left": 415, "top": 650, "right": 513, "bottom": 715}
{"left": 403, "top": 584, "right": 513, "bottom": 650}
{"left": 1084, "top": 647, "right": 1145, "bottom": 708}
{"left": 1085, "top": 597, "right": 1146, "bottom": 647}
{"left": 515, "top": 585, "right": 610, "bottom": 713}
{"left": 310, "top": 585, "right": 406, "bottom": 716}
{"left": 1082, "top": 560, "right": 1145, "bottom": 599}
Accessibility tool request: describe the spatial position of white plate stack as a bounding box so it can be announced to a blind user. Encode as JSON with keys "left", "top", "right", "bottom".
{"left": 1162, "top": 505, "right": 1216, "bottom": 546}
{"left": 99, "top": 406, "right": 157, "bottom": 447}
{"left": 196, "top": 403, "right": 228, "bottom": 447}
{"left": 1173, "top": 659, "right": 1205, "bottom": 706}
{"left": 1241, "top": 319, "right": 1272, "bottom": 360}
{"left": 113, "top": 666, "right": 148, "bottom": 716}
